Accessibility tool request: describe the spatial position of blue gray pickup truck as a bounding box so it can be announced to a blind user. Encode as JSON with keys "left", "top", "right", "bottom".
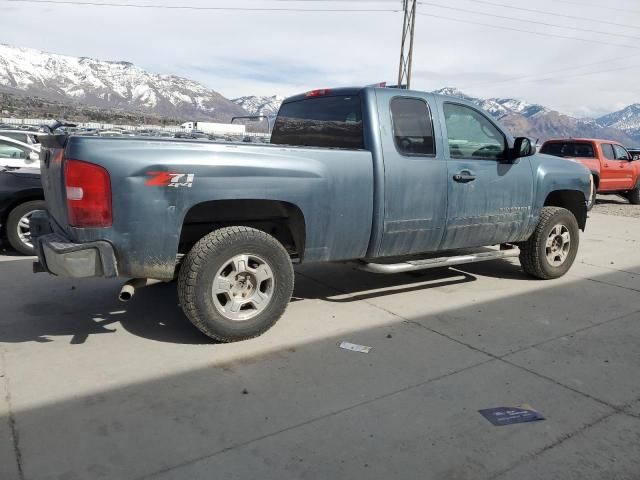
{"left": 33, "top": 86, "right": 592, "bottom": 341}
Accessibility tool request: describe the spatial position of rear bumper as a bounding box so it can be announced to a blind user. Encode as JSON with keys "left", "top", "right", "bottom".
{"left": 32, "top": 214, "right": 118, "bottom": 278}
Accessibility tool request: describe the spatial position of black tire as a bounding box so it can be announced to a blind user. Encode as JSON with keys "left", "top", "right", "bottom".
{"left": 177, "top": 226, "right": 294, "bottom": 342}
{"left": 5, "top": 200, "right": 47, "bottom": 256}
{"left": 519, "top": 206, "right": 580, "bottom": 280}
{"left": 627, "top": 186, "right": 640, "bottom": 205}
{"left": 587, "top": 176, "right": 597, "bottom": 211}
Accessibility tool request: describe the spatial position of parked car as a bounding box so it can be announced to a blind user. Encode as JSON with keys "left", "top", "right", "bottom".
{"left": 540, "top": 139, "right": 640, "bottom": 208}
{"left": 0, "top": 167, "right": 45, "bottom": 255}
{"left": 33, "top": 86, "right": 591, "bottom": 342}
{"left": 0, "top": 130, "right": 40, "bottom": 147}
{"left": 0, "top": 136, "right": 41, "bottom": 169}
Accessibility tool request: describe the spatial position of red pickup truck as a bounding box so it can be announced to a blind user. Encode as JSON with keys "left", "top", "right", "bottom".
{"left": 540, "top": 139, "right": 640, "bottom": 208}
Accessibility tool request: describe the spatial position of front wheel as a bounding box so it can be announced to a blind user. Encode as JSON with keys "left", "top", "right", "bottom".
{"left": 519, "top": 206, "right": 580, "bottom": 280}
{"left": 587, "top": 175, "right": 597, "bottom": 211}
{"left": 177, "top": 226, "right": 294, "bottom": 342}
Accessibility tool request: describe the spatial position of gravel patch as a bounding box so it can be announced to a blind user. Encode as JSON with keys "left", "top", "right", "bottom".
{"left": 592, "top": 194, "right": 640, "bottom": 218}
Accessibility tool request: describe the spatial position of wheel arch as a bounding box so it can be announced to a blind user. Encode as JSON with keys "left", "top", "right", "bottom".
{"left": 179, "top": 199, "right": 306, "bottom": 261}
{"left": 544, "top": 190, "right": 587, "bottom": 231}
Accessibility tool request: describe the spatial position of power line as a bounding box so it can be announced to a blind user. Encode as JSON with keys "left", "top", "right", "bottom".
{"left": 462, "top": 63, "right": 640, "bottom": 91}
{"left": 3, "top": 0, "right": 402, "bottom": 12}
{"left": 552, "top": 0, "right": 640, "bottom": 15}
{"left": 523, "top": 63, "right": 640, "bottom": 83}
{"left": 416, "top": 12, "right": 640, "bottom": 50}
{"left": 457, "top": 0, "right": 640, "bottom": 30}
{"left": 418, "top": 1, "right": 640, "bottom": 41}
{"left": 460, "top": 53, "right": 640, "bottom": 89}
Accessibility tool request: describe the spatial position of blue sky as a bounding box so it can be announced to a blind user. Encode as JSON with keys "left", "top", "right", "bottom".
{"left": 2, "top": 0, "right": 639, "bottom": 116}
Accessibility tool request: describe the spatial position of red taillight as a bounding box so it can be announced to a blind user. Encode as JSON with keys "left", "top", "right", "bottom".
{"left": 64, "top": 159, "right": 112, "bottom": 227}
{"left": 305, "top": 88, "right": 331, "bottom": 97}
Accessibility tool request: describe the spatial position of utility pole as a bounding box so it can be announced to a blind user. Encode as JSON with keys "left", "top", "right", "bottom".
{"left": 397, "top": 0, "right": 417, "bottom": 89}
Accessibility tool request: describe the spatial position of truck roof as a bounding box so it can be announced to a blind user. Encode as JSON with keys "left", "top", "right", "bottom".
{"left": 542, "top": 138, "right": 620, "bottom": 144}
{"left": 282, "top": 87, "right": 366, "bottom": 103}
{"left": 282, "top": 85, "right": 479, "bottom": 105}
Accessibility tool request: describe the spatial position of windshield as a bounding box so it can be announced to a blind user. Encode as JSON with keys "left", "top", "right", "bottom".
{"left": 271, "top": 94, "right": 364, "bottom": 149}
{"left": 540, "top": 142, "right": 595, "bottom": 158}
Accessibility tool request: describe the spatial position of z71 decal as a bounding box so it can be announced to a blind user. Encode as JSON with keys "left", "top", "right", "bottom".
{"left": 145, "top": 171, "right": 195, "bottom": 188}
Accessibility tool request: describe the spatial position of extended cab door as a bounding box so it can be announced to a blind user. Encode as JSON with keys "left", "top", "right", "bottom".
{"left": 599, "top": 143, "right": 635, "bottom": 190}
{"left": 374, "top": 90, "right": 448, "bottom": 256}
{"left": 438, "top": 102, "right": 534, "bottom": 250}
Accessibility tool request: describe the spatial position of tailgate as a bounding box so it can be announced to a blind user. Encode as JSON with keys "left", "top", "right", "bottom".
{"left": 38, "top": 134, "right": 70, "bottom": 230}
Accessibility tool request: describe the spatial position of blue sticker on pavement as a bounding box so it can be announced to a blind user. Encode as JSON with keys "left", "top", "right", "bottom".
{"left": 478, "top": 404, "right": 545, "bottom": 426}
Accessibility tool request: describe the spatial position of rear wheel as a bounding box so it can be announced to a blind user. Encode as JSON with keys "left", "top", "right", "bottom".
{"left": 5, "top": 200, "right": 47, "bottom": 255}
{"left": 177, "top": 226, "right": 294, "bottom": 342}
{"left": 627, "top": 186, "right": 640, "bottom": 205}
{"left": 519, "top": 206, "right": 579, "bottom": 279}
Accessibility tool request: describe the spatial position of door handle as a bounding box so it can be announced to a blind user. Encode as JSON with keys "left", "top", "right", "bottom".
{"left": 453, "top": 171, "right": 476, "bottom": 183}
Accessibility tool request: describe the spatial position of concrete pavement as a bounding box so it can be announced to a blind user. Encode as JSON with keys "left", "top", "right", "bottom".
{"left": 1, "top": 212, "right": 639, "bottom": 480}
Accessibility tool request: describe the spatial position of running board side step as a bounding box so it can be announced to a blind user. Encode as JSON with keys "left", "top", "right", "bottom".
{"left": 354, "top": 248, "right": 520, "bottom": 274}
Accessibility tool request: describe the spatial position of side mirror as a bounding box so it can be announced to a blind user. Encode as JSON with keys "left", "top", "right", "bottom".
{"left": 29, "top": 151, "right": 40, "bottom": 161}
{"left": 510, "top": 137, "right": 535, "bottom": 161}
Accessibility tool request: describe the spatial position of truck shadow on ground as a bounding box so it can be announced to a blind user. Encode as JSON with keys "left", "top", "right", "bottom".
{"left": 594, "top": 196, "right": 630, "bottom": 205}
{"left": 0, "top": 259, "right": 500, "bottom": 345}
{"left": 293, "top": 265, "right": 478, "bottom": 303}
{"left": 1, "top": 266, "right": 639, "bottom": 480}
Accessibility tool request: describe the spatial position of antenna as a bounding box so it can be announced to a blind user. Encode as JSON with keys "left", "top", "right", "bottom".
{"left": 397, "top": 0, "right": 417, "bottom": 89}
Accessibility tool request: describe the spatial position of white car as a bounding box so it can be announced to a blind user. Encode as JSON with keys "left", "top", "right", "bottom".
{"left": 0, "top": 136, "right": 41, "bottom": 168}
{"left": 0, "top": 130, "right": 41, "bottom": 148}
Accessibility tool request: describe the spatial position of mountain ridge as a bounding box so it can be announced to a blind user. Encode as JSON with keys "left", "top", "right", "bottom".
{"left": 0, "top": 44, "right": 246, "bottom": 122}
{"left": 0, "top": 44, "right": 638, "bottom": 144}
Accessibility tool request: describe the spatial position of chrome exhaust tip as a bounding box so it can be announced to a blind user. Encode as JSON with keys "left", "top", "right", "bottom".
{"left": 118, "top": 278, "right": 162, "bottom": 302}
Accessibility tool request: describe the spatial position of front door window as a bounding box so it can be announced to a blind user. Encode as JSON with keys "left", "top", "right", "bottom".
{"left": 443, "top": 103, "right": 506, "bottom": 160}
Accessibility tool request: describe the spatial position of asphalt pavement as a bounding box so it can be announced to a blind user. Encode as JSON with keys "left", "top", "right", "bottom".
{"left": 1, "top": 212, "right": 639, "bottom": 480}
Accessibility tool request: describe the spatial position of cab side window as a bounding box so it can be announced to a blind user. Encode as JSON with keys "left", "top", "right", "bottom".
{"left": 613, "top": 144, "right": 630, "bottom": 160}
{"left": 0, "top": 141, "right": 28, "bottom": 159}
{"left": 443, "top": 103, "right": 506, "bottom": 160}
{"left": 390, "top": 97, "right": 435, "bottom": 156}
{"left": 601, "top": 144, "right": 616, "bottom": 160}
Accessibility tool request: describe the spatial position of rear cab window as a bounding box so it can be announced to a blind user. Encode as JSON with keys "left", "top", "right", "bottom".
{"left": 540, "top": 142, "right": 595, "bottom": 158}
{"left": 390, "top": 97, "right": 435, "bottom": 156}
{"left": 601, "top": 143, "right": 616, "bottom": 160}
{"left": 271, "top": 94, "right": 364, "bottom": 149}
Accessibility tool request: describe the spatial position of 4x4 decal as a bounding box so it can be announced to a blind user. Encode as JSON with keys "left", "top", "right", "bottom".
{"left": 145, "top": 171, "right": 195, "bottom": 188}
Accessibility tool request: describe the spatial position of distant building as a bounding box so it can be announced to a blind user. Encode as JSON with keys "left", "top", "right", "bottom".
{"left": 180, "top": 121, "right": 245, "bottom": 135}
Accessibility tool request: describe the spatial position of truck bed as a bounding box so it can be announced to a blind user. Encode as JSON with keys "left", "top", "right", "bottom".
{"left": 41, "top": 136, "right": 375, "bottom": 279}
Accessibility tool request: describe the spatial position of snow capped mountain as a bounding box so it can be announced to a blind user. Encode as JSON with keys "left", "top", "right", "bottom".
{"left": 0, "top": 44, "right": 246, "bottom": 121}
{"left": 432, "top": 87, "right": 636, "bottom": 144}
{"left": 432, "top": 87, "right": 549, "bottom": 119}
{"left": 232, "top": 95, "right": 285, "bottom": 117}
{"left": 232, "top": 89, "right": 552, "bottom": 122}
{"left": 1, "top": 43, "right": 637, "bottom": 143}
{"left": 597, "top": 104, "right": 640, "bottom": 143}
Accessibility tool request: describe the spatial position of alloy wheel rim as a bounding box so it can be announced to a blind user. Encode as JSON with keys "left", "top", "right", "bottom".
{"left": 16, "top": 210, "right": 41, "bottom": 249}
{"left": 545, "top": 224, "right": 571, "bottom": 267}
{"left": 211, "top": 253, "right": 275, "bottom": 321}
